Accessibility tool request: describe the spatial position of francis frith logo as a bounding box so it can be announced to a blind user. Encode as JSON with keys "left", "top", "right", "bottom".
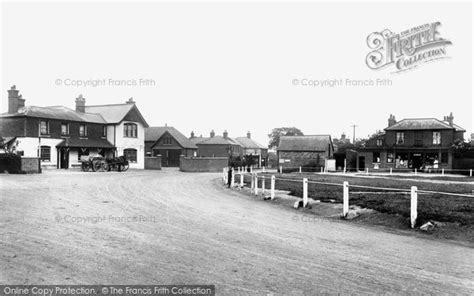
{"left": 366, "top": 22, "right": 452, "bottom": 73}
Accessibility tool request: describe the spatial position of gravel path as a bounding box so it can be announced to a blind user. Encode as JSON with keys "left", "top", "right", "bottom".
{"left": 0, "top": 169, "right": 473, "bottom": 295}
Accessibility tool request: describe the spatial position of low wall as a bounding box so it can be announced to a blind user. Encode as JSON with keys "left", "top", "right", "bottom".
{"left": 145, "top": 156, "right": 162, "bottom": 170}
{"left": 21, "top": 157, "right": 41, "bottom": 173}
{"left": 180, "top": 156, "right": 228, "bottom": 172}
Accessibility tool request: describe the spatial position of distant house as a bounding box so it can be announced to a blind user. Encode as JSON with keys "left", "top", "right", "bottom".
{"left": 0, "top": 86, "right": 148, "bottom": 169}
{"left": 234, "top": 131, "right": 268, "bottom": 167}
{"left": 357, "top": 113, "right": 465, "bottom": 170}
{"left": 277, "top": 135, "right": 334, "bottom": 170}
{"left": 145, "top": 126, "right": 197, "bottom": 167}
{"left": 195, "top": 130, "right": 243, "bottom": 158}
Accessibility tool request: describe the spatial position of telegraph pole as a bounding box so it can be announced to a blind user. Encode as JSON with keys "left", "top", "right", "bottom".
{"left": 350, "top": 124, "right": 358, "bottom": 144}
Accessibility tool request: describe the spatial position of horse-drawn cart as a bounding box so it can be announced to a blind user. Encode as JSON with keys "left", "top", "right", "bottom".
{"left": 80, "top": 155, "right": 129, "bottom": 172}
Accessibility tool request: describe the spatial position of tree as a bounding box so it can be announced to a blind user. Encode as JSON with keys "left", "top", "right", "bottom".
{"left": 268, "top": 127, "right": 304, "bottom": 150}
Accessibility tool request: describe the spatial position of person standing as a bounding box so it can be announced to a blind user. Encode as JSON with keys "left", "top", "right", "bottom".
{"left": 227, "top": 166, "right": 233, "bottom": 188}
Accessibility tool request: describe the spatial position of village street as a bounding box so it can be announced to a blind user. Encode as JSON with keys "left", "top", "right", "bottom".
{"left": 0, "top": 169, "right": 473, "bottom": 295}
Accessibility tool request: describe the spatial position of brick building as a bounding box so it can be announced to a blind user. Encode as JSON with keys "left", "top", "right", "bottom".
{"left": 145, "top": 126, "right": 197, "bottom": 167}
{"left": 0, "top": 86, "right": 148, "bottom": 169}
{"left": 357, "top": 113, "right": 465, "bottom": 171}
{"left": 234, "top": 131, "right": 268, "bottom": 167}
{"left": 195, "top": 130, "right": 243, "bottom": 158}
{"left": 277, "top": 135, "right": 334, "bottom": 171}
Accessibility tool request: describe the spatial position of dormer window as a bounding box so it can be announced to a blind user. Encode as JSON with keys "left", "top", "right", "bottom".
{"left": 163, "top": 137, "right": 172, "bottom": 145}
{"left": 124, "top": 123, "right": 137, "bottom": 138}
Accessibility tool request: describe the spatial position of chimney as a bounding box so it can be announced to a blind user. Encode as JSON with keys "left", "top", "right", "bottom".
{"left": 126, "top": 97, "right": 135, "bottom": 104}
{"left": 388, "top": 114, "right": 397, "bottom": 127}
{"left": 8, "top": 85, "right": 25, "bottom": 114}
{"left": 247, "top": 131, "right": 251, "bottom": 139}
{"left": 341, "top": 133, "right": 346, "bottom": 140}
{"left": 190, "top": 131, "right": 195, "bottom": 138}
{"left": 75, "top": 94, "right": 86, "bottom": 113}
{"left": 210, "top": 130, "right": 215, "bottom": 138}
{"left": 446, "top": 112, "right": 454, "bottom": 126}
{"left": 223, "top": 130, "right": 228, "bottom": 138}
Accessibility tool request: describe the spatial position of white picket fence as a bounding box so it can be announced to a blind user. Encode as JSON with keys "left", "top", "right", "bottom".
{"left": 222, "top": 167, "right": 474, "bottom": 229}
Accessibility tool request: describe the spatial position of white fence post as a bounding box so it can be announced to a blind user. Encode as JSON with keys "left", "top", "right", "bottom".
{"left": 441, "top": 168, "right": 444, "bottom": 175}
{"left": 390, "top": 168, "right": 392, "bottom": 175}
{"left": 365, "top": 168, "right": 369, "bottom": 175}
{"left": 223, "top": 168, "right": 226, "bottom": 183}
{"left": 299, "top": 166, "right": 302, "bottom": 173}
{"left": 343, "top": 181, "right": 349, "bottom": 217}
{"left": 250, "top": 173, "right": 254, "bottom": 193}
{"left": 240, "top": 173, "right": 244, "bottom": 188}
{"left": 261, "top": 176, "right": 265, "bottom": 195}
{"left": 271, "top": 175, "right": 275, "bottom": 200}
{"left": 231, "top": 170, "right": 235, "bottom": 187}
{"left": 279, "top": 166, "right": 282, "bottom": 174}
{"left": 302, "top": 178, "right": 308, "bottom": 207}
{"left": 470, "top": 169, "right": 472, "bottom": 177}
{"left": 254, "top": 174, "right": 259, "bottom": 196}
{"left": 344, "top": 159, "right": 347, "bottom": 174}
{"left": 411, "top": 186, "right": 418, "bottom": 228}
{"left": 250, "top": 166, "right": 253, "bottom": 174}
{"left": 414, "top": 168, "right": 417, "bottom": 175}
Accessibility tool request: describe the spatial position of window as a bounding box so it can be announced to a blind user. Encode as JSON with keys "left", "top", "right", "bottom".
{"left": 387, "top": 152, "right": 394, "bottom": 163}
{"left": 102, "top": 126, "right": 107, "bottom": 137}
{"left": 124, "top": 148, "right": 137, "bottom": 162}
{"left": 396, "top": 132, "right": 404, "bottom": 145}
{"left": 79, "top": 124, "right": 87, "bottom": 137}
{"left": 376, "top": 139, "right": 383, "bottom": 146}
{"left": 433, "top": 132, "right": 441, "bottom": 145}
{"left": 373, "top": 152, "right": 381, "bottom": 163}
{"left": 163, "top": 137, "right": 172, "bottom": 145}
{"left": 61, "top": 123, "right": 69, "bottom": 136}
{"left": 78, "top": 148, "right": 90, "bottom": 161}
{"left": 441, "top": 152, "right": 448, "bottom": 164}
{"left": 40, "top": 146, "right": 51, "bottom": 161}
{"left": 40, "top": 121, "right": 49, "bottom": 135}
{"left": 124, "top": 123, "right": 137, "bottom": 138}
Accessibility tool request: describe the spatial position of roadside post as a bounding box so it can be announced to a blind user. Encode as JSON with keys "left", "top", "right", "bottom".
{"left": 390, "top": 168, "right": 392, "bottom": 175}
{"left": 279, "top": 166, "right": 282, "bottom": 174}
{"left": 231, "top": 169, "right": 235, "bottom": 187}
{"left": 366, "top": 168, "right": 369, "bottom": 175}
{"left": 261, "top": 176, "right": 265, "bottom": 195}
{"left": 470, "top": 169, "right": 472, "bottom": 177}
{"left": 250, "top": 173, "right": 255, "bottom": 193}
{"left": 343, "top": 181, "right": 349, "bottom": 217}
{"left": 414, "top": 168, "right": 417, "bottom": 175}
{"left": 411, "top": 186, "right": 418, "bottom": 228}
{"left": 299, "top": 166, "right": 302, "bottom": 173}
{"left": 271, "top": 175, "right": 275, "bottom": 200}
{"left": 240, "top": 173, "right": 244, "bottom": 189}
{"left": 441, "top": 168, "right": 444, "bottom": 175}
{"left": 303, "top": 178, "right": 308, "bottom": 207}
{"left": 254, "top": 174, "right": 259, "bottom": 196}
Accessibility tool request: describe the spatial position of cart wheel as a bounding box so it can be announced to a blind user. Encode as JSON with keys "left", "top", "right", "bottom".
{"left": 81, "top": 163, "right": 89, "bottom": 172}
{"left": 122, "top": 163, "right": 129, "bottom": 172}
{"left": 92, "top": 161, "right": 103, "bottom": 172}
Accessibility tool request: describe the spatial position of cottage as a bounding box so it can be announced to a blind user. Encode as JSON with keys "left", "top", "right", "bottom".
{"left": 277, "top": 135, "right": 334, "bottom": 171}
{"left": 357, "top": 113, "right": 465, "bottom": 171}
{"left": 0, "top": 86, "right": 148, "bottom": 169}
{"left": 195, "top": 130, "right": 243, "bottom": 158}
{"left": 145, "top": 126, "right": 197, "bottom": 167}
{"left": 234, "top": 131, "right": 268, "bottom": 167}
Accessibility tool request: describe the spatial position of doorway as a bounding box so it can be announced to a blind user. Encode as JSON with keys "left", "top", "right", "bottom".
{"left": 60, "top": 148, "right": 69, "bottom": 169}
{"left": 358, "top": 156, "right": 365, "bottom": 171}
{"left": 410, "top": 153, "right": 423, "bottom": 170}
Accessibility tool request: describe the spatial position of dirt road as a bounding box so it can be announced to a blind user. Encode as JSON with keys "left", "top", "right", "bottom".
{"left": 0, "top": 170, "right": 473, "bottom": 294}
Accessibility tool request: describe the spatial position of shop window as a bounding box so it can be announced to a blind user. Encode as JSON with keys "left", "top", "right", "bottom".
{"left": 124, "top": 148, "right": 137, "bottom": 162}
{"left": 387, "top": 152, "right": 394, "bottom": 163}
{"left": 40, "top": 146, "right": 51, "bottom": 161}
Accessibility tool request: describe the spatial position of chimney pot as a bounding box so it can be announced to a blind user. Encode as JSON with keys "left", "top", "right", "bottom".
{"left": 8, "top": 85, "right": 23, "bottom": 114}
{"left": 247, "top": 131, "right": 251, "bottom": 139}
{"left": 75, "top": 95, "right": 86, "bottom": 112}
{"left": 190, "top": 131, "right": 195, "bottom": 138}
{"left": 126, "top": 97, "right": 135, "bottom": 104}
{"left": 223, "top": 130, "right": 228, "bottom": 138}
{"left": 210, "top": 130, "right": 215, "bottom": 138}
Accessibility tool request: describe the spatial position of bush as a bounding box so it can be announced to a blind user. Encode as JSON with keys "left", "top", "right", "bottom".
{"left": 0, "top": 153, "right": 23, "bottom": 174}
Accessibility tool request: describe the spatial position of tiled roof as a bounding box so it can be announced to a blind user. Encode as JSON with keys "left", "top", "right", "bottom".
{"left": 84, "top": 104, "right": 135, "bottom": 124}
{"left": 0, "top": 106, "right": 106, "bottom": 124}
{"left": 234, "top": 137, "right": 266, "bottom": 149}
{"left": 145, "top": 126, "right": 197, "bottom": 149}
{"left": 189, "top": 136, "right": 209, "bottom": 145}
{"left": 196, "top": 136, "right": 243, "bottom": 146}
{"left": 278, "top": 135, "right": 332, "bottom": 151}
{"left": 385, "top": 118, "right": 465, "bottom": 131}
{"left": 56, "top": 138, "right": 114, "bottom": 148}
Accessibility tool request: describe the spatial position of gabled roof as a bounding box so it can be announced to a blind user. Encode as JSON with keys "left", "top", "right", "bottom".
{"left": 278, "top": 135, "right": 332, "bottom": 152}
{"left": 234, "top": 137, "right": 266, "bottom": 149}
{"left": 0, "top": 106, "right": 106, "bottom": 124}
{"left": 196, "top": 136, "right": 242, "bottom": 146}
{"left": 145, "top": 126, "right": 197, "bottom": 149}
{"left": 385, "top": 118, "right": 465, "bottom": 131}
{"left": 85, "top": 103, "right": 149, "bottom": 127}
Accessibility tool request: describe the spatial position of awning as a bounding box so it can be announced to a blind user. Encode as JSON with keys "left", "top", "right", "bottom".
{"left": 56, "top": 138, "right": 115, "bottom": 149}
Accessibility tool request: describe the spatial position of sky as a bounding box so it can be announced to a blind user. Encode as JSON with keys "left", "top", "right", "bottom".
{"left": 1, "top": 1, "right": 472, "bottom": 147}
